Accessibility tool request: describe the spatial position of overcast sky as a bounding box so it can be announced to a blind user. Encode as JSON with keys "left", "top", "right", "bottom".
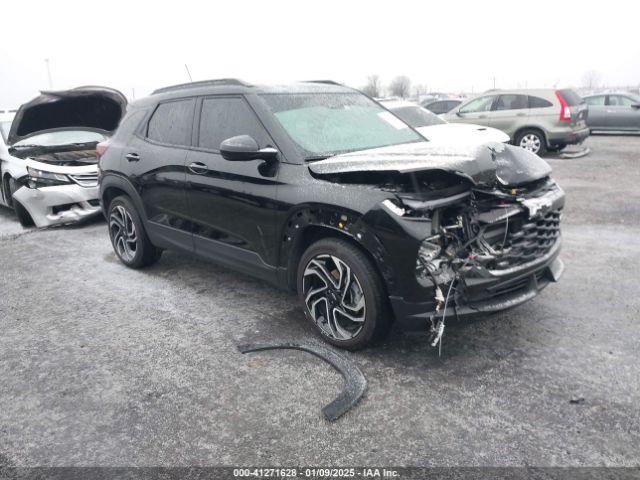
{"left": 1, "top": 0, "right": 638, "bottom": 106}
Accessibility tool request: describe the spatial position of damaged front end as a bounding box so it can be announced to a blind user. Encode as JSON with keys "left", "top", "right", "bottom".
{"left": 11, "top": 158, "right": 102, "bottom": 227}
{"left": 6, "top": 86, "right": 126, "bottom": 227}
{"left": 408, "top": 175, "right": 564, "bottom": 343}
{"left": 309, "top": 142, "right": 565, "bottom": 343}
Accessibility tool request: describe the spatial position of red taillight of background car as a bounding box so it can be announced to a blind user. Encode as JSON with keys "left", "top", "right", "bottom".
{"left": 96, "top": 140, "right": 110, "bottom": 158}
{"left": 555, "top": 91, "right": 572, "bottom": 122}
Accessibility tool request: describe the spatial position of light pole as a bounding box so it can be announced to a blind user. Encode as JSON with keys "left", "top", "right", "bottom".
{"left": 44, "top": 58, "right": 53, "bottom": 89}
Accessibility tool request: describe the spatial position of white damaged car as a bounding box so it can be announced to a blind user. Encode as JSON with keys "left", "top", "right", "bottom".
{"left": 381, "top": 99, "right": 510, "bottom": 145}
{"left": 0, "top": 86, "right": 126, "bottom": 227}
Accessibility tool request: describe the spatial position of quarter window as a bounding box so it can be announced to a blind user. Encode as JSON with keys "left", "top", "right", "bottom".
{"left": 198, "top": 97, "right": 270, "bottom": 150}
{"left": 459, "top": 96, "right": 495, "bottom": 114}
{"left": 529, "top": 96, "right": 553, "bottom": 108}
{"left": 494, "top": 95, "right": 528, "bottom": 111}
{"left": 147, "top": 99, "right": 195, "bottom": 146}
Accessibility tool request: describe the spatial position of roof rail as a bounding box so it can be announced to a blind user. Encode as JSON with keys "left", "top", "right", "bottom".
{"left": 152, "top": 78, "right": 251, "bottom": 95}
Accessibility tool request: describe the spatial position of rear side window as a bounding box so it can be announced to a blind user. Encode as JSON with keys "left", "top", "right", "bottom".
{"left": 558, "top": 89, "right": 584, "bottom": 106}
{"left": 198, "top": 97, "right": 270, "bottom": 151}
{"left": 427, "top": 101, "right": 448, "bottom": 114}
{"left": 494, "top": 94, "right": 528, "bottom": 111}
{"left": 528, "top": 96, "right": 553, "bottom": 108}
{"left": 585, "top": 96, "right": 605, "bottom": 106}
{"left": 147, "top": 99, "right": 195, "bottom": 146}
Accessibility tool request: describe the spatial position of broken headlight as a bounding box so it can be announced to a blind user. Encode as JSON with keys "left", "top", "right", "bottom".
{"left": 27, "top": 167, "right": 71, "bottom": 188}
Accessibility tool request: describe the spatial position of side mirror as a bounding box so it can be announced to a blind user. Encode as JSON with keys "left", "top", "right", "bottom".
{"left": 631, "top": 103, "right": 640, "bottom": 109}
{"left": 456, "top": 110, "right": 463, "bottom": 117}
{"left": 219, "top": 135, "right": 278, "bottom": 162}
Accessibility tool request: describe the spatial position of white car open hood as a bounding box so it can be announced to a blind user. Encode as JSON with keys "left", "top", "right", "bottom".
{"left": 7, "top": 86, "right": 127, "bottom": 145}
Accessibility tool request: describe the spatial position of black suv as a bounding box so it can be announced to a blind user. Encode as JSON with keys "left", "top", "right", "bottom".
{"left": 98, "top": 79, "right": 565, "bottom": 350}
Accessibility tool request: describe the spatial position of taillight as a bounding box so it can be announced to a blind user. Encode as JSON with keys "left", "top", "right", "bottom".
{"left": 555, "top": 91, "right": 571, "bottom": 122}
{"left": 96, "top": 140, "right": 110, "bottom": 159}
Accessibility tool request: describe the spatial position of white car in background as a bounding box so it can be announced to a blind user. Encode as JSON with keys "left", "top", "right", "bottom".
{"left": 381, "top": 99, "right": 510, "bottom": 145}
{"left": 0, "top": 87, "right": 126, "bottom": 227}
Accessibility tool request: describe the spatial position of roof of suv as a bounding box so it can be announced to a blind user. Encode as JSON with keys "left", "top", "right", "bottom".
{"left": 133, "top": 79, "right": 354, "bottom": 107}
{"left": 482, "top": 88, "right": 561, "bottom": 96}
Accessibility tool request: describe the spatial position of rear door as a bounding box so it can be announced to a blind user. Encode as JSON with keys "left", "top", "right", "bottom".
{"left": 584, "top": 95, "right": 607, "bottom": 130}
{"left": 452, "top": 95, "right": 497, "bottom": 126}
{"left": 127, "top": 98, "right": 196, "bottom": 250}
{"left": 184, "top": 95, "right": 280, "bottom": 282}
{"left": 605, "top": 95, "right": 640, "bottom": 131}
{"left": 490, "top": 94, "right": 529, "bottom": 138}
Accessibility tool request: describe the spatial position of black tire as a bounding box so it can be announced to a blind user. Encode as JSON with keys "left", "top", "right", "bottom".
{"left": 297, "top": 237, "right": 391, "bottom": 350}
{"left": 514, "top": 129, "right": 547, "bottom": 156}
{"left": 547, "top": 144, "right": 566, "bottom": 153}
{"left": 107, "top": 195, "right": 162, "bottom": 268}
{"left": 8, "top": 178, "right": 34, "bottom": 227}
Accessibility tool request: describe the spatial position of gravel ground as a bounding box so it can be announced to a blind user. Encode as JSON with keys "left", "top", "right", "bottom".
{"left": 0, "top": 135, "right": 638, "bottom": 467}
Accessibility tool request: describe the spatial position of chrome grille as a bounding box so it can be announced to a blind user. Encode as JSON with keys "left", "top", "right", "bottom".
{"left": 69, "top": 173, "right": 99, "bottom": 188}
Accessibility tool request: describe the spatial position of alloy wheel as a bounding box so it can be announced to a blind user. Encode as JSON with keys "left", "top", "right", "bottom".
{"left": 519, "top": 133, "right": 542, "bottom": 153}
{"left": 109, "top": 205, "right": 138, "bottom": 262}
{"left": 302, "top": 254, "right": 366, "bottom": 340}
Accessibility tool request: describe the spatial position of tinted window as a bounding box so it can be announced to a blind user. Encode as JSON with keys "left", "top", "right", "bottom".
{"left": 426, "top": 101, "right": 448, "bottom": 114}
{"left": 147, "top": 99, "right": 195, "bottom": 146}
{"left": 529, "top": 96, "right": 553, "bottom": 108}
{"left": 459, "top": 96, "right": 495, "bottom": 113}
{"left": 494, "top": 95, "right": 528, "bottom": 111}
{"left": 198, "top": 97, "right": 271, "bottom": 151}
{"left": 445, "top": 100, "right": 461, "bottom": 111}
{"left": 391, "top": 106, "right": 445, "bottom": 127}
{"left": 608, "top": 95, "right": 636, "bottom": 107}
{"left": 585, "top": 96, "right": 605, "bottom": 106}
{"left": 558, "top": 89, "right": 584, "bottom": 106}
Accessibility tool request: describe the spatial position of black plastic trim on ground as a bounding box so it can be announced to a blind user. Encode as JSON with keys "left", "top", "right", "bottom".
{"left": 237, "top": 342, "right": 367, "bottom": 422}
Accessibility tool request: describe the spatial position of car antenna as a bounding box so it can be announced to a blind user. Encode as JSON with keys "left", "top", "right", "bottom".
{"left": 185, "top": 64, "right": 193, "bottom": 82}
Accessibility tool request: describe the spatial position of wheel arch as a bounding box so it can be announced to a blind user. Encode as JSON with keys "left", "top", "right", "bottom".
{"left": 278, "top": 205, "right": 395, "bottom": 299}
{"left": 100, "top": 174, "right": 147, "bottom": 222}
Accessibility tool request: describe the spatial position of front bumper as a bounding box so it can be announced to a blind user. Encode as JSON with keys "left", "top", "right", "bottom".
{"left": 12, "top": 184, "right": 101, "bottom": 228}
{"left": 390, "top": 238, "right": 564, "bottom": 330}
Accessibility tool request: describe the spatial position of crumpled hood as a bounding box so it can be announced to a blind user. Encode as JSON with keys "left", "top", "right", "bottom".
{"left": 308, "top": 141, "right": 552, "bottom": 187}
{"left": 7, "top": 86, "right": 127, "bottom": 145}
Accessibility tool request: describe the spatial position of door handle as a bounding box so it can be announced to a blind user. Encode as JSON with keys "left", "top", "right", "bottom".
{"left": 516, "top": 113, "right": 526, "bottom": 117}
{"left": 188, "top": 162, "right": 209, "bottom": 174}
{"left": 125, "top": 153, "right": 140, "bottom": 162}
{"left": 479, "top": 115, "right": 487, "bottom": 119}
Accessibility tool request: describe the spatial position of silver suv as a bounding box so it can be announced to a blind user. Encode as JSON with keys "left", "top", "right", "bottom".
{"left": 444, "top": 89, "right": 589, "bottom": 155}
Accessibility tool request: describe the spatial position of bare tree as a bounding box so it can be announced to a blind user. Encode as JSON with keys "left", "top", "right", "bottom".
{"left": 413, "top": 83, "right": 428, "bottom": 100}
{"left": 389, "top": 76, "right": 411, "bottom": 99}
{"left": 582, "top": 70, "right": 602, "bottom": 90}
{"left": 361, "top": 75, "right": 382, "bottom": 98}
